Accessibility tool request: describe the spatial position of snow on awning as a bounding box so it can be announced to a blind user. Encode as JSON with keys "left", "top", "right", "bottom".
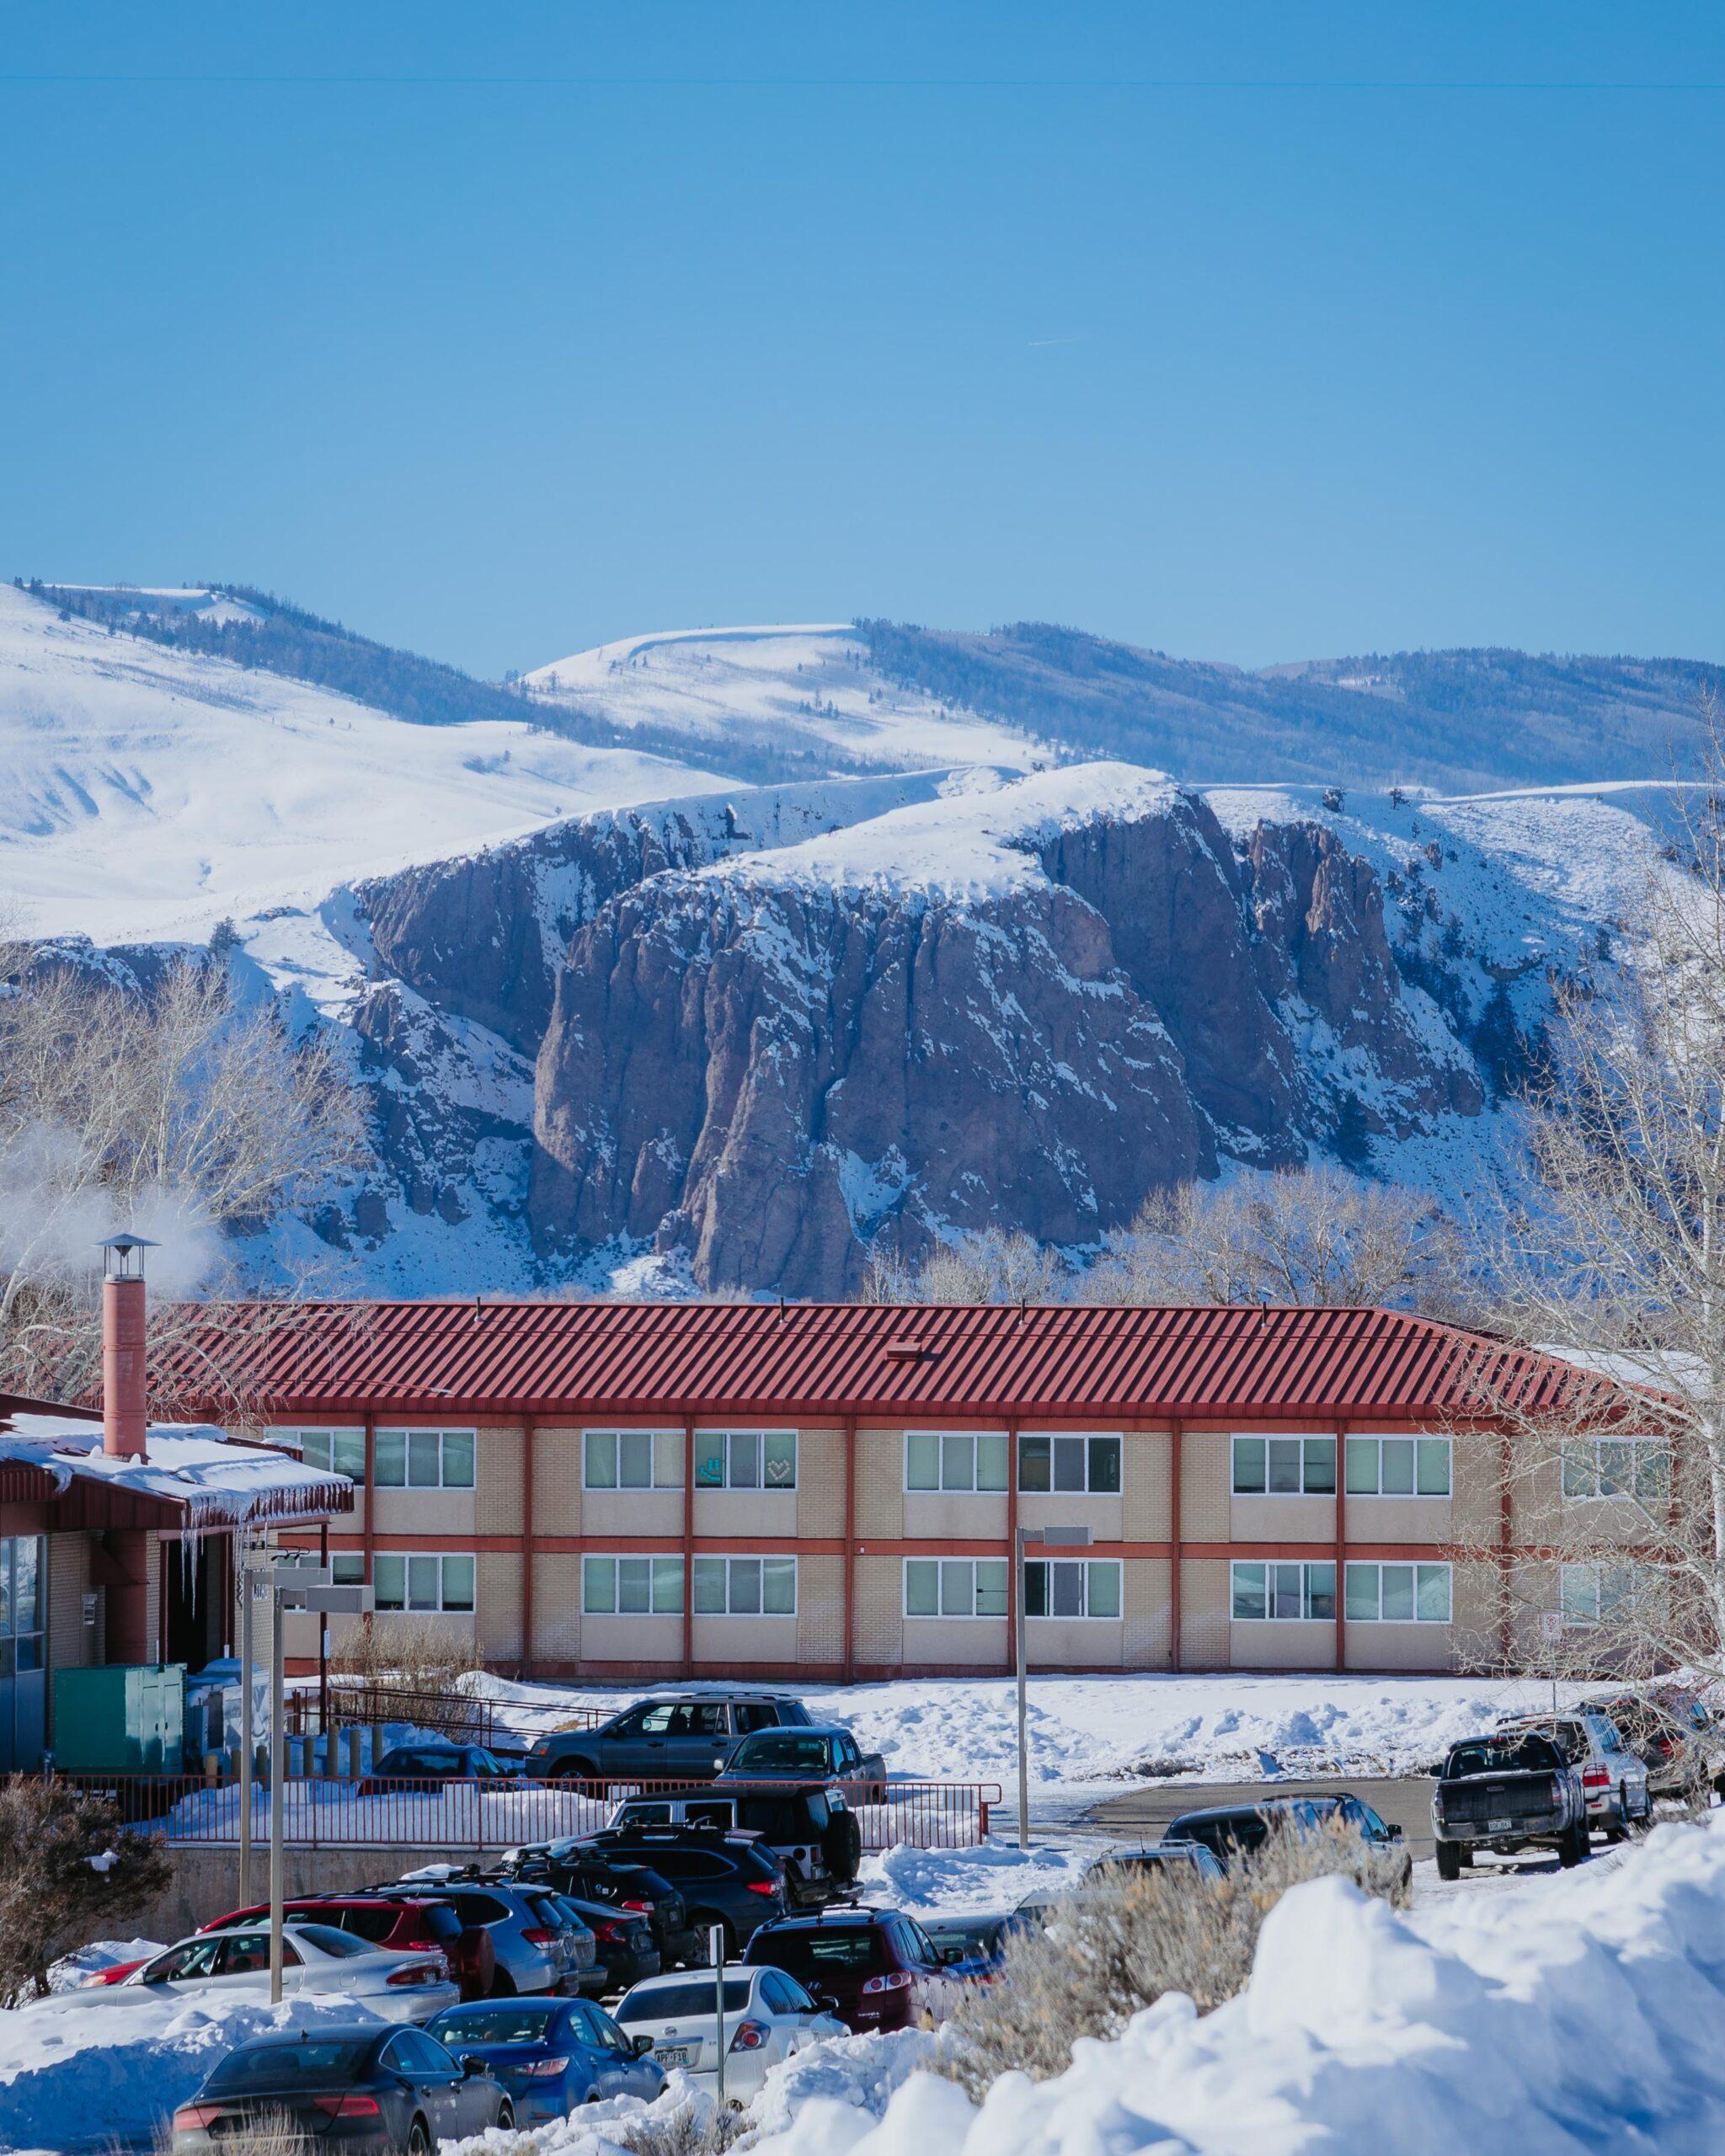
{"left": 0, "top": 1419, "right": 353, "bottom": 1530}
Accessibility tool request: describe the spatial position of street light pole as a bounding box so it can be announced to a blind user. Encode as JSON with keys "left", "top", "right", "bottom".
{"left": 269, "top": 1576, "right": 286, "bottom": 2002}
{"left": 1014, "top": 1524, "right": 1092, "bottom": 1853}
{"left": 237, "top": 1552, "right": 254, "bottom": 1912}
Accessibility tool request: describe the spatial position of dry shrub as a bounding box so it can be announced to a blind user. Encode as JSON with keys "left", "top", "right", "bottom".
{"left": 610, "top": 2089, "right": 744, "bottom": 2151}
{"left": 0, "top": 1775, "right": 173, "bottom": 2005}
{"left": 939, "top": 1819, "right": 1410, "bottom": 2096}
{"left": 328, "top": 1619, "right": 486, "bottom": 1738}
{"left": 154, "top": 2111, "right": 307, "bottom": 2156}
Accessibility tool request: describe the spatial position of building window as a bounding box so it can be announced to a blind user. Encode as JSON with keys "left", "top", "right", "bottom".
{"left": 331, "top": 1553, "right": 366, "bottom": 1586}
{"left": 904, "top": 1432, "right": 1009, "bottom": 1493}
{"left": 904, "top": 1557, "right": 1009, "bottom": 1619}
{"left": 695, "top": 1431, "right": 797, "bottom": 1491}
{"left": 692, "top": 1556, "right": 797, "bottom": 1616}
{"left": 1344, "top": 1435, "right": 1450, "bottom": 1497}
{"left": 581, "top": 1555, "right": 685, "bottom": 1616}
{"left": 1024, "top": 1558, "right": 1122, "bottom": 1620}
{"left": 1562, "top": 1437, "right": 1668, "bottom": 1502}
{"left": 1231, "top": 1561, "right": 1336, "bottom": 1622}
{"left": 1344, "top": 1561, "right": 1451, "bottom": 1623}
{"left": 0, "top": 1537, "right": 45, "bottom": 1673}
{"left": 1231, "top": 1435, "right": 1336, "bottom": 1496}
{"left": 292, "top": 1429, "right": 368, "bottom": 1480}
{"left": 1560, "top": 1561, "right": 1641, "bottom": 1626}
{"left": 584, "top": 1431, "right": 681, "bottom": 1491}
{"left": 1019, "top": 1434, "right": 1121, "bottom": 1494}
{"left": 372, "top": 1551, "right": 475, "bottom": 1614}
{"left": 374, "top": 1430, "right": 476, "bottom": 1490}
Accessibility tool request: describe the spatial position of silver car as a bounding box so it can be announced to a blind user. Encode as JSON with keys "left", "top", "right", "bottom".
{"left": 1495, "top": 1711, "right": 1652, "bottom": 1838}
{"left": 393, "top": 1880, "right": 596, "bottom": 1995}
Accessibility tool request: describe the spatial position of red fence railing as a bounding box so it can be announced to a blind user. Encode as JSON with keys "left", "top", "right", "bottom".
{"left": 60, "top": 1774, "right": 1001, "bottom": 1852}
{"left": 283, "top": 1689, "right": 612, "bottom": 1748}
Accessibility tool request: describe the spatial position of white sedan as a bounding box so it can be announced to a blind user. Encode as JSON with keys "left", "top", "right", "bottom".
{"left": 37, "top": 1920, "right": 459, "bottom": 2024}
{"left": 612, "top": 1966, "right": 848, "bottom": 2100}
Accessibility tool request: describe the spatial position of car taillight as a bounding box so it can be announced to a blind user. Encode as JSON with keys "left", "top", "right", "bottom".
{"left": 729, "top": 2019, "right": 769, "bottom": 2052}
{"left": 521, "top": 1928, "right": 554, "bottom": 1946}
{"left": 593, "top": 1919, "right": 628, "bottom": 1943}
{"left": 1582, "top": 1769, "right": 1610, "bottom": 1789}
{"left": 173, "top": 2107, "right": 222, "bottom": 2132}
{"left": 519, "top": 2055, "right": 571, "bottom": 2078}
{"left": 861, "top": 1971, "right": 913, "bottom": 1994}
{"left": 387, "top": 1963, "right": 436, "bottom": 1986}
{"left": 621, "top": 1897, "right": 654, "bottom": 1913}
{"left": 313, "top": 2095, "right": 382, "bottom": 2119}
{"left": 745, "top": 1880, "right": 780, "bottom": 1897}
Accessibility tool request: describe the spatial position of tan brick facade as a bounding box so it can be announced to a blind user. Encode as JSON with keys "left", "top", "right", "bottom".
{"left": 1180, "top": 1432, "right": 1231, "bottom": 1539}
{"left": 796, "top": 1428, "right": 845, "bottom": 1537}
{"left": 853, "top": 1430, "right": 904, "bottom": 1538}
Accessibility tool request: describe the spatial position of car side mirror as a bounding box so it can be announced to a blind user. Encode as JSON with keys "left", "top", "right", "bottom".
{"left": 818, "top": 1995, "right": 841, "bottom": 2015}
{"left": 1387, "top": 1824, "right": 1404, "bottom": 1842}
{"left": 459, "top": 2056, "right": 487, "bottom": 2079}
{"left": 941, "top": 1944, "right": 964, "bottom": 1964}
{"left": 632, "top": 2033, "right": 655, "bottom": 2056}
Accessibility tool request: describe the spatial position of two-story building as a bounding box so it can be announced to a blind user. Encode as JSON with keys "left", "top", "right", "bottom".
{"left": 155, "top": 1298, "right": 1630, "bottom": 1681}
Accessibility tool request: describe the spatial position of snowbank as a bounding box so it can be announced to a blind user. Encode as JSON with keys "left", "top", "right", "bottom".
{"left": 861, "top": 1840, "right": 1087, "bottom": 1916}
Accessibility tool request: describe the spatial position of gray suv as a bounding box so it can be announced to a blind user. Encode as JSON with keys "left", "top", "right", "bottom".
{"left": 381, "top": 1877, "right": 595, "bottom": 1997}
{"left": 524, "top": 1694, "right": 814, "bottom": 1784}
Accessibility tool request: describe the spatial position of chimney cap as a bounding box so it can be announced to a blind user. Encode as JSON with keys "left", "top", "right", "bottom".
{"left": 99, "top": 1233, "right": 158, "bottom": 1282}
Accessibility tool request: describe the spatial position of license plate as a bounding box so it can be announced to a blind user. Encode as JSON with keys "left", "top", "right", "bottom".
{"left": 654, "top": 2044, "right": 694, "bottom": 2068}
{"left": 1488, "top": 1817, "right": 1513, "bottom": 1833}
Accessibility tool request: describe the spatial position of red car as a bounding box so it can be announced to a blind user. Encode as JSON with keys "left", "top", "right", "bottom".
{"left": 196, "top": 1895, "right": 495, "bottom": 1998}
{"left": 741, "top": 1904, "right": 968, "bottom": 2032}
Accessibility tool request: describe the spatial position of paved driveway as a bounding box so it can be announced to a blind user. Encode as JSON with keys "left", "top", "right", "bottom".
{"left": 1087, "top": 1773, "right": 1439, "bottom": 1859}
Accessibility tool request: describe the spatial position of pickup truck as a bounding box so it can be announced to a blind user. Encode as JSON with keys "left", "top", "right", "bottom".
{"left": 1431, "top": 1731, "right": 1589, "bottom": 1878}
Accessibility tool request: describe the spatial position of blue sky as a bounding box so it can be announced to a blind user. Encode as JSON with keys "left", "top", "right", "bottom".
{"left": 3, "top": 3, "right": 1722, "bottom": 677}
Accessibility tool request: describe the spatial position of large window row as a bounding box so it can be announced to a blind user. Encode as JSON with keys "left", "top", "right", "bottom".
{"left": 905, "top": 1432, "right": 1122, "bottom": 1493}
{"left": 1231, "top": 1433, "right": 1452, "bottom": 1497}
{"left": 900, "top": 1556, "right": 1124, "bottom": 1619}
{"left": 1562, "top": 1437, "right": 1668, "bottom": 1502}
{"left": 295, "top": 1428, "right": 475, "bottom": 1489}
{"left": 579, "top": 1555, "right": 798, "bottom": 1617}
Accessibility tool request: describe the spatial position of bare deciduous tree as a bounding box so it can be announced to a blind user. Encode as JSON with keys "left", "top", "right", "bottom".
{"left": 867, "top": 1225, "right": 1066, "bottom": 1305}
{"left": 0, "top": 1776, "right": 171, "bottom": 2004}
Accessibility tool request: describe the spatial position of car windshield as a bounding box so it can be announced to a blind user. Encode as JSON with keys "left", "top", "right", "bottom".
{"left": 754, "top": 1929, "right": 881, "bottom": 1973}
{"left": 922, "top": 1919, "right": 1002, "bottom": 1955}
{"left": 732, "top": 1734, "right": 831, "bottom": 1771}
{"left": 428, "top": 2007, "right": 558, "bottom": 2047}
{"left": 207, "top": 2041, "right": 371, "bottom": 2091}
{"left": 1446, "top": 1734, "right": 1563, "bottom": 1776}
{"left": 617, "top": 1981, "right": 754, "bottom": 2022}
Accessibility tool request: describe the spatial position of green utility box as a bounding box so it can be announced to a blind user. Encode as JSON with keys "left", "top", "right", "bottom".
{"left": 51, "top": 1663, "right": 187, "bottom": 1774}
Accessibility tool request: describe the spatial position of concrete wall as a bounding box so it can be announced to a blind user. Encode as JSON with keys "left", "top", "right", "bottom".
{"left": 134, "top": 1844, "right": 488, "bottom": 1944}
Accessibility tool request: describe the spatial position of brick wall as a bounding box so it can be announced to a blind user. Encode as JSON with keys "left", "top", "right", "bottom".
{"left": 796, "top": 1553, "right": 844, "bottom": 1664}
{"left": 478, "top": 1425, "right": 525, "bottom": 1536}
{"left": 853, "top": 1431, "right": 904, "bottom": 1538}
{"left": 1123, "top": 1556, "right": 1171, "bottom": 1667}
{"left": 796, "top": 1427, "right": 845, "bottom": 1538}
{"left": 533, "top": 1427, "right": 583, "bottom": 1535}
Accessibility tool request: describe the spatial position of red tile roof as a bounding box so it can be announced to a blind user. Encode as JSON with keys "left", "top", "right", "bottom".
{"left": 150, "top": 1299, "right": 1616, "bottom": 1426}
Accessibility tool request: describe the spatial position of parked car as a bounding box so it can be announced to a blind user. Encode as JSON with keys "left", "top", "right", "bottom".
{"left": 1580, "top": 1688, "right": 1724, "bottom": 1801}
{"left": 918, "top": 1913, "right": 1012, "bottom": 1977}
{"left": 523, "top": 1694, "right": 816, "bottom": 1783}
{"left": 1494, "top": 1711, "right": 1652, "bottom": 1838}
{"left": 502, "top": 1844, "right": 697, "bottom": 1967}
{"left": 425, "top": 1996, "right": 664, "bottom": 2121}
{"left": 375, "top": 1876, "right": 595, "bottom": 1996}
{"left": 1432, "top": 1728, "right": 1589, "bottom": 1877}
{"left": 741, "top": 1904, "right": 967, "bottom": 2032}
{"left": 1007, "top": 1842, "right": 1226, "bottom": 1935}
{"left": 360, "top": 1743, "right": 520, "bottom": 1794}
{"left": 577, "top": 1825, "right": 790, "bottom": 1952}
{"left": 715, "top": 1725, "right": 889, "bottom": 1806}
{"left": 553, "top": 1893, "right": 661, "bottom": 1994}
{"left": 1162, "top": 1794, "right": 1411, "bottom": 1892}
{"left": 46, "top": 1920, "right": 458, "bottom": 2023}
{"left": 197, "top": 1892, "right": 495, "bottom": 2000}
{"left": 170, "top": 2023, "right": 511, "bottom": 2153}
{"left": 612, "top": 1966, "right": 847, "bottom": 2099}
{"left": 611, "top": 1790, "right": 862, "bottom": 1908}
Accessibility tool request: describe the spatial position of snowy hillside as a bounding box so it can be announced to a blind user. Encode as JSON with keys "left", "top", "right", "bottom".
{"left": 0, "top": 583, "right": 724, "bottom": 944}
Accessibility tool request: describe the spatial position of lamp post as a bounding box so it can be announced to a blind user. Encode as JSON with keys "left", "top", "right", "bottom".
{"left": 1015, "top": 1524, "right": 1092, "bottom": 1850}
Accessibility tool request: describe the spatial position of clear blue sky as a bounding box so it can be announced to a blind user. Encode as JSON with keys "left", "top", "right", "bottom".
{"left": 4, "top": 3, "right": 1722, "bottom": 678}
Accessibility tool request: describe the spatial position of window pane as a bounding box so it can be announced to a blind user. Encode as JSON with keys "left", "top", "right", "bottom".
{"left": 765, "top": 1433, "right": 797, "bottom": 1489}
{"left": 1087, "top": 1561, "right": 1121, "bottom": 1619}
{"left": 374, "top": 1555, "right": 407, "bottom": 1612}
{"left": 374, "top": 1431, "right": 406, "bottom": 1487}
{"left": 1560, "top": 1566, "right": 1596, "bottom": 1623}
{"left": 654, "top": 1432, "right": 681, "bottom": 1489}
{"left": 1268, "top": 1438, "right": 1302, "bottom": 1494}
{"left": 14, "top": 1634, "right": 40, "bottom": 1673}
{"left": 939, "top": 1561, "right": 971, "bottom": 1618}
{"left": 585, "top": 1433, "right": 617, "bottom": 1490}
{"left": 1416, "top": 1565, "right": 1451, "bottom": 1623}
{"left": 1634, "top": 1443, "right": 1669, "bottom": 1501}
{"left": 0, "top": 1545, "right": 13, "bottom": 1636}
{"left": 441, "top": 1432, "right": 475, "bottom": 1488}
{"left": 905, "top": 1434, "right": 940, "bottom": 1491}
{"left": 1305, "top": 1564, "right": 1336, "bottom": 1622}
{"left": 692, "top": 1558, "right": 726, "bottom": 1614}
{"left": 408, "top": 1432, "right": 441, "bottom": 1488}
{"left": 1561, "top": 1441, "right": 1593, "bottom": 1498}
{"left": 905, "top": 1560, "right": 938, "bottom": 1617}
{"left": 1381, "top": 1439, "right": 1415, "bottom": 1496}
{"left": 1050, "top": 1561, "right": 1084, "bottom": 1617}
{"left": 652, "top": 1558, "right": 684, "bottom": 1614}
{"left": 1345, "top": 1564, "right": 1380, "bottom": 1622}
{"left": 1053, "top": 1436, "right": 1087, "bottom": 1493}
{"left": 1023, "top": 1561, "right": 1049, "bottom": 1618}
{"left": 975, "top": 1560, "right": 1008, "bottom": 1618}
{"left": 332, "top": 1553, "right": 366, "bottom": 1585}
{"left": 407, "top": 1555, "right": 440, "bottom": 1611}
{"left": 975, "top": 1433, "right": 1008, "bottom": 1491}
{"left": 1232, "top": 1438, "right": 1266, "bottom": 1494}
{"left": 301, "top": 1432, "right": 331, "bottom": 1473}
{"left": 618, "top": 1433, "right": 653, "bottom": 1489}
{"left": 1597, "top": 1441, "right": 1632, "bottom": 1497}
{"left": 1304, "top": 1438, "right": 1336, "bottom": 1494}
{"left": 1416, "top": 1438, "right": 1450, "bottom": 1497}
{"left": 762, "top": 1559, "right": 796, "bottom": 1614}
{"left": 1018, "top": 1436, "right": 1051, "bottom": 1492}
{"left": 334, "top": 1429, "right": 368, "bottom": 1481}
{"left": 1381, "top": 1565, "right": 1414, "bottom": 1621}
{"left": 616, "top": 1558, "right": 651, "bottom": 1614}
{"left": 1231, "top": 1563, "right": 1266, "bottom": 1620}
{"left": 942, "top": 1433, "right": 973, "bottom": 1492}
{"left": 1600, "top": 1565, "right": 1634, "bottom": 1618}
{"left": 1345, "top": 1438, "right": 1378, "bottom": 1495}
{"left": 1087, "top": 1437, "right": 1121, "bottom": 1494}
{"left": 695, "top": 1433, "right": 725, "bottom": 1487}
{"left": 730, "top": 1434, "right": 761, "bottom": 1490}
{"left": 441, "top": 1556, "right": 475, "bottom": 1613}
{"left": 729, "top": 1558, "right": 761, "bottom": 1615}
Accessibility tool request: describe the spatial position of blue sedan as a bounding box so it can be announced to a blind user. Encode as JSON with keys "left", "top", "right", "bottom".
{"left": 426, "top": 1998, "right": 664, "bottom": 2121}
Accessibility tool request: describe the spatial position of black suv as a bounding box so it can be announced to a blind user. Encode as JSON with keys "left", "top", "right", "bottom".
{"left": 577, "top": 1825, "right": 790, "bottom": 1956}
{"left": 610, "top": 1785, "right": 862, "bottom": 1907}
{"left": 523, "top": 1694, "right": 814, "bottom": 1783}
{"left": 501, "top": 1844, "right": 696, "bottom": 1968}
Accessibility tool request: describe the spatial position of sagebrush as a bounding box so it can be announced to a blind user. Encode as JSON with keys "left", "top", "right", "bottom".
{"left": 154, "top": 2111, "right": 306, "bottom": 2156}
{"left": 0, "top": 1775, "right": 172, "bottom": 2005}
{"left": 937, "top": 1818, "right": 1410, "bottom": 2095}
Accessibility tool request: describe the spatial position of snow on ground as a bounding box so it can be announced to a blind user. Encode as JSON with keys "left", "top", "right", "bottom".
{"left": 44, "top": 1939, "right": 161, "bottom": 1993}
{"left": 524, "top": 624, "right": 1049, "bottom": 774}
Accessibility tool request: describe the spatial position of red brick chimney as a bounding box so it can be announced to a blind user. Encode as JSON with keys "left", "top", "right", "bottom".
{"left": 99, "top": 1235, "right": 155, "bottom": 1460}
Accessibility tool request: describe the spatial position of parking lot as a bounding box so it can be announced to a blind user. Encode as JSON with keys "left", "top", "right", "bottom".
{"left": 1088, "top": 1774, "right": 1440, "bottom": 1860}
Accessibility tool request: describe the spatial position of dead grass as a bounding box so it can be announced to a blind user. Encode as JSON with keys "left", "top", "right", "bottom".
{"left": 609, "top": 2090, "right": 745, "bottom": 2151}
{"left": 152, "top": 2110, "right": 307, "bottom": 2156}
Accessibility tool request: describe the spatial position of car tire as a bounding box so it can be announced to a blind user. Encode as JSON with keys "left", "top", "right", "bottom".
{"left": 1434, "top": 1840, "right": 1461, "bottom": 1881}
{"left": 692, "top": 1916, "right": 733, "bottom": 1963}
{"left": 489, "top": 1967, "right": 517, "bottom": 1996}
{"left": 497, "top": 2101, "right": 515, "bottom": 2132}
{"left": 1558, "top": 1822, "right": 1588, "bottom": 1867}
{"left": 408, "top": 2118, "right": 431, "bottom": 2156}
{"left": 555, "top": 1758, "right": 599, "bottom": 1785}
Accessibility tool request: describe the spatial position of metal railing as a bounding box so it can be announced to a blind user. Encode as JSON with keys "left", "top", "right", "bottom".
{"left": 59, "top": 1773, "right": 1002, "bottom": 1852}
{"left": 283, "top": 1684, "right": 499, "bottom": 1747}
